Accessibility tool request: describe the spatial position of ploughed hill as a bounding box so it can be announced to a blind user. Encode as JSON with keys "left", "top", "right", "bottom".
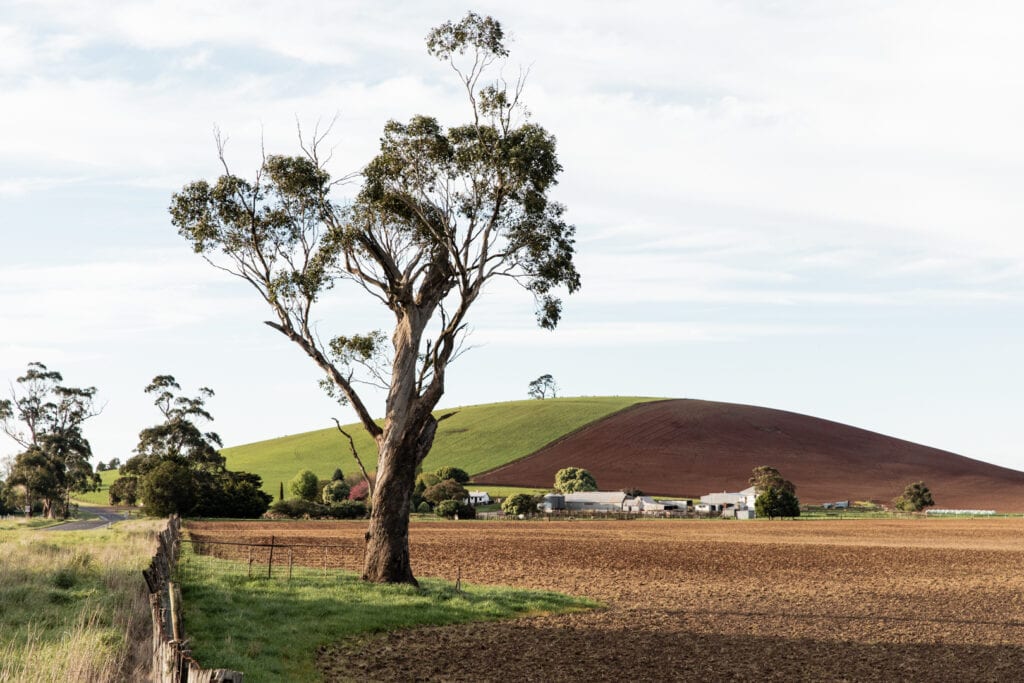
{"left": 475, "top": 399, "right": 1024, "bottom": 512}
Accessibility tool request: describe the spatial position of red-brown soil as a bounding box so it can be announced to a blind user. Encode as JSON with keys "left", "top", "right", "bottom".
{"left": 475, "top": 399, "right": 1024, "bottom": 511}
{"left": 188, "top": 519, "right": 1024, "bottom": 681}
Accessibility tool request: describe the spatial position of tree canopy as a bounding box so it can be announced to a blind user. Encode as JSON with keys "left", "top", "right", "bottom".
{"left": 169, "top": 12, "right": 578, "bottom": 584}
{"left": 749, "top": 465, "right": 796, "bottom": 496}
{"left": 0, "top": 363, "right": 101, "bottom": 518}
{"left": 527, "top": 374, "right": 558, "bottom": 399}
{"left": 553, "top": 466, "right": 598, "bottom": 493}
{"left": 894, "top": 481, "right": 935, "bottom": 512}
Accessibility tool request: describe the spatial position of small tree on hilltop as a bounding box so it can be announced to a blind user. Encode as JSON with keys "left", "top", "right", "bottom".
{"left": 528, "top": 374, "right": 558, "bottom": 400}
{"left": 554, "top": 466, "right": 597, "bottom": 493}
{"left": 894, "top": 481, "right": 934, "bottom": 512}
{"left": 290, "top": 469, "right": 320, "bottom": 502}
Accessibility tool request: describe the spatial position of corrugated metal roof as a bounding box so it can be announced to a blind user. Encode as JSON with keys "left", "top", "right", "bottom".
{"left": 564, "top": 491, "right": 628, "bottom": 504}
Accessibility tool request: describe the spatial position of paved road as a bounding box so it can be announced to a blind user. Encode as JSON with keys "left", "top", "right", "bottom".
{"left": 42, "top": 506, "right": 128, "bottom": 531}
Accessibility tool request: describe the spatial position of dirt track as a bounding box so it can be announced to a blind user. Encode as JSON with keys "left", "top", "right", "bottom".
{"left": 189, "top": 518, "right": 1024, "bottom": 681}
{"left": 475, "top": 399, "right": 1024, "bottom": 511}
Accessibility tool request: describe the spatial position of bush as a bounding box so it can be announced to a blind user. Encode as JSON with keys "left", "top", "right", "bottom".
{"left": 109, "top": 476, "right": 139, "bottom": 506}
{"left": 268, "top": 498, "right": 323, "bottom": 519}
{"left": 322, "top": 479, "right": 351, "bottom": 504}
{"left": 349, "top": 479, "right": 370, "bottom": 501}
{"left": 434, "top": 500, "right": 460, "bottom": 518}
{"left": 423, "top": 479, "right": 468, "bottom": 505}
{"left": 434, "top": 466, "right": 470, "bottom": 485}
{"left": 324, "top": 500, "right": 368, "bottom": 519}
{"left": 502, "top": 493, "right": 537, "bottom": 517}
{"left": 289, "top": 469, "right": 320, "bottom": 502}
{"left": 416, "top": 501, "right": 431, "bottom": 514}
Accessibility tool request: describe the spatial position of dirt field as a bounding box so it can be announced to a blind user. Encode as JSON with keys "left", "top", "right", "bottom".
{"left": 188, "top": 519, "right": 1024, "bottom": 681}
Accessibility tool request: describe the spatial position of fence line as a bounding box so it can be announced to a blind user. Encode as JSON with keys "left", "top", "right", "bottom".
{"left": 176, "top": 536, "right": 362, "bottom": 582}
{"left": 142, "top": 516, "right": 243, "bottom": 683}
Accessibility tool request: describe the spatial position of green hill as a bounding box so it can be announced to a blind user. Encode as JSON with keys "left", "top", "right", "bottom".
{"left": 220, "top": 396, "right": 655, "bottom": 495}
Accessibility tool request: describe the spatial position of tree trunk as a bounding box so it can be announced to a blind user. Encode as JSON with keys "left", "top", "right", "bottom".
{"left": 361, "top": 436, "right": 419, "bottom": 584}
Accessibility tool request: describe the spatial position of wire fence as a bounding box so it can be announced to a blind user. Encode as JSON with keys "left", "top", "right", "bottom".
{"left": 175, "top": 537, "right": 365, "bottom": 584}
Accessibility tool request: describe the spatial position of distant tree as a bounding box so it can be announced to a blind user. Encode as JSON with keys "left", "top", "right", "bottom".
{"left": 434, "top": 466, "right": 470, "bottom": 485}
{"left": 502, "top": 493, "right": 537, "bottom": 517}
{"left": 279, "top": 481, "right": 285, "bottom": 501}
{"left": 894, "top": 481, "right": 935, "bottom": 512}
{"left": 140, "top": 460, "right": 197, "bottom": 517}
{"left": 107, "top": 457, "right": 121, "bottom": 471}
{"left": 554, "top": 466, "right": 597, "bottom": 493}
{"left": 125, "top": 375, "right": 269, "bottom": 517}
{"left": 528, "top": 374, "right": 558, "bottom": 400}
{"left": 434, "top": 500, "right": 460, "bottom": 518}
{"left": 0, "top": 363, "right": 101, "bottom": 518}
{"left": 755, "top": 487, "right": 800, "bottom": 520}
{"left": 416, "top": 501, "right": 432, "bottom": 514}
{"left": 96, "top": 461, "right": 107, "bottom": 472}
{"left": 109, "top": 476, "right": 139, "bottom": 506}
{"left": 749, "top": 465, "right": 796, "bottom": 496}
{"left": 622, "top": 487, "right": 643, "bottom": 497}
{"left": 331, "top": 468, "right": 344, "bottom": 482}
{"left": 290, "top": 469, "right": 320, "bottom": 502}
{"left": 423, "top": 479, "right": 469, "bottom": 505}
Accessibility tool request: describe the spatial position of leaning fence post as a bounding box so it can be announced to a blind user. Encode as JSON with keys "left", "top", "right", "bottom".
{"left": 268, "top": 536, "right": 275, "bottom": 579}
{"left": 288, "top": 548, "right": 293, "bottom": 582}
{"left": 248, "top": 546, "right": 253, "bottom": 579}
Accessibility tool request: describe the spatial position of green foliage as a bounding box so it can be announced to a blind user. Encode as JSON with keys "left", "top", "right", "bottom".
{"left": 322, "top": 479, "right": 351, "bottom": 505}
{"left": 1, "top": 363, "right": 100, "bottom": 518}
{"left": 416, "top": 501, "right": 432, "bottom": 514}
{"left": 749, "top": 465, "right": 796, "bottom": 495}
{"left": 501, "top": 493, "right": 537, "bottom": 517}
{"left": 553, "top": 466, "right": 597, "bottom": 493}
{"left": 108, "top": 476, "right": 139, "bottom": 506}
{"left": 894, "top": 481, "right": 935, "bottom": 512}
{"left": 140, "top": 460, "right": 196, "bottom": 516}
{"left": 289, "top": 469, "right": 320, "bottom": 502}
{"left": 269, "top": 498, "right": 322, "bottom": 519}
{"left": 755, "top": 487, "right": 801, "bottom": 520}
{"left": 331, "top": 468, "right": 344, "bottom": 482}
{"left": 434, "top": 500, "right": 460, "bottom": 518}
{"left": 423, "top": 479, "right": 469, "bottom": 505}
{"left": 415, "top": 472, "right": 442, "bottom": 492}
{"left": 325, "top": 501, "right": 368, "bottom": 519}
{"left": 434, "top": 466, "right": 470, "bottom": 485}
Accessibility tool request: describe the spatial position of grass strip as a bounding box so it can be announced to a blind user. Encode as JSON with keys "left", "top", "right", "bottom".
{"left": 177, "top": 545, "right": 598, "bottom": 681}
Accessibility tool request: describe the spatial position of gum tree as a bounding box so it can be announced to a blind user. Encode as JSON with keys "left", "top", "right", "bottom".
{"left": 170, "top": 13, "right": 579, "bottom": 584}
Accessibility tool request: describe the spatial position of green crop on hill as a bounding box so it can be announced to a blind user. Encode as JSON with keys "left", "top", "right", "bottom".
{"left": 219, "top": 396, "right": 656, "bottom": 496}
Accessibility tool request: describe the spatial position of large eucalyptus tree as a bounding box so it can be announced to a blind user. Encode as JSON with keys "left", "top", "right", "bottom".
{"left": 170, "top": 13, "right": 579, "bottom": 584}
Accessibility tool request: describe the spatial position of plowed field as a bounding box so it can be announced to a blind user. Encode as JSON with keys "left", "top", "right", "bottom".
{"left": 187, "top": 519, "right": 1024, "bottom": 681}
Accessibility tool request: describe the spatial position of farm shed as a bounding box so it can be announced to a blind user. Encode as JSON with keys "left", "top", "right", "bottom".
{"left": 539, "top": 491, "right": 630, "bottom": 512}
{"left": 623, "top": 496, "right": 686, "bottom": 514}
{"left": 700, "top": 486, "right": 757, "bottom": 509}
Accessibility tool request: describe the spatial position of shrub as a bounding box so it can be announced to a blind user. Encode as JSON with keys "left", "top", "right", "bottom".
{"left": 268, "top": 498, "right": 323, "bottom": 519}
{"left": 289, "top": 469, "right": 320, "bottom": 502}
{"left": 502, "top": 493, "right": 537, "bottom": 517}
{"left": 331, "top": 468, "right": 344, "bottom": 482}
{"left": 416, "top": 501, "right": 431, "bottom": 514}
{"left": 324, "top": 500, "right": 368, "bottom": 519}
{"left": 423, "top": 479, "right": 468, "bottom": 505}
{"left": 434, "top": 466, "right": 470, "bottom": 485}
{"left": 435, "top": 500, "right": 460, "bottom": 518}
{"left": 322, "top": 479, "right": 351, "bottom": 504}
{"left": 109, "top": 476, "right": 139, "bottom": 506}
{"left": 349, "top": 479, "right": 370, "bottom": 501}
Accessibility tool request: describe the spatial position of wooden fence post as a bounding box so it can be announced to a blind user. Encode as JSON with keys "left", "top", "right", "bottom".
{"left": 267, "top": 536, "right": 275, "bottom": 579}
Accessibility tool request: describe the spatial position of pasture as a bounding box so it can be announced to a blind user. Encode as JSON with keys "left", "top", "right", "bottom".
{"left": 187, "top": 518, "right": 1024, "bottom": 681}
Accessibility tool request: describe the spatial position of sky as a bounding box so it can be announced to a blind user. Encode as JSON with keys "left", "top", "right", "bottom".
{"left": 1, "top": 1, "right": 1022, "bottom": 472}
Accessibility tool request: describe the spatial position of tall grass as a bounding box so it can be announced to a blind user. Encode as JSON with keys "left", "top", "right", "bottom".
{"left": 0, "top": 519, "right": 164, "bottom": 682}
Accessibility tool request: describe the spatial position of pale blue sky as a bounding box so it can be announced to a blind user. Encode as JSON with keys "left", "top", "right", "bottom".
{"left": 2, "top": 1, "right": 1022, "bottom": 471}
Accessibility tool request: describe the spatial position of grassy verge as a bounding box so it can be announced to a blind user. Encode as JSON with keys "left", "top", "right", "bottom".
{"left": 0, "top": 519, "right": 164, "bottom": 682}
{"left": 177, "top": 546, "right": 597, "bottom": 681}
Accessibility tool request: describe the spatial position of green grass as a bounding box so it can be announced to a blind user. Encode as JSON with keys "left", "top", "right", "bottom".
{"left": 216, "top": 396, "right": 656, "bottom": 497}
{"left": 0, "top": 519, "right": 165, "bottom": 681}
{"left": 177, "top": 546, "right": 597, "bottom": 681}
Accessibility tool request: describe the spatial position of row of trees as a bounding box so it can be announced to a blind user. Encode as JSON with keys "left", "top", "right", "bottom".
{"left": 0, "top": 364, "right": 271, "bottom": 519}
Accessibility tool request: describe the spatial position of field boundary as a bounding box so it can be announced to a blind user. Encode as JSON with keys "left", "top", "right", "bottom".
{"left": 142, "top": 515, "right": 244, "bottom": 682}
{"left": 473, "top": 399, "right": 670, "bottom": 482}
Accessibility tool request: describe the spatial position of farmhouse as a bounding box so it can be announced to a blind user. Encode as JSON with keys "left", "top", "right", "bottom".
{"left": 465, "top": 491, "right": 491, "bottom": 506}
{"left": 700, "top": 486, "right": 757, "bottom": 509}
